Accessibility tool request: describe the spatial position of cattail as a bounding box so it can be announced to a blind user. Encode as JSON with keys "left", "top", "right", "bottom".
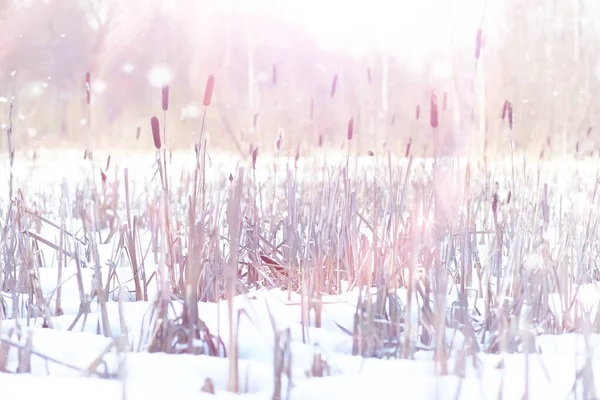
{"left": 203, "top": 74, "right": 215, "bottom": 106}
{"left": 229, "top": 173, "right": 233, "bottom": 182}
{"left": 251, "top": 147, "right": 258, "bottom": 170}
{"left": 330, "top": 74, "right": 338, "bottom": 97}
{"left": 576, "top": 141, "right": 580, "bottom": 153}
{"left": 83, "top": 149, "right": 88, "bottom": 160}
{"left": 539, "top": 149, "right": 544, "bottom": 159}
{"left": 347, "top": 117, "right": 354, "bottom": 141}
{"left": 85, "top": 72, "right": 91, "bottom": 105}
{"left": 367, "top": 68, "right": 372, "bottom": 85}
{"left": 318, "top": 133, "right": 323, "bottom": 147}
{"left": 253, "top": 113, "right": 259, "bottom": 128}
{"left": 136, "top": 126, "right": 141, "bottom": 140}
{"left": 443, "top": 92, "right": 448, "bottom": 110}
{"left": 547, "top": 136, "right": 551, "bottom": 148}
{"left": 507, "top": 191, "right": 512, "bottom": 205}
{"left": 507, "top": 102, "right": 513, "bottom": 130}
{"left": 101, "top": 170, "right": 107, "bottom": 185}
{"left": 501, "top": 100, "right": 509, "bottom": 120}
{"left": 161, "top": 85, "right": 169, "bottom": 111}
{"left": 405, "top": 138, "right": 412, "bottom": 157}
{"left": 272, "top": 63, "right": 277, "bottom": 85}
{"left": 105, "top": 154, "right": 111, "bottom": 171}
{"left": 416, "top": 105, "right": 421, "bottom": 120}
{"left": 275, "top": 128, "right": 283, "bottom": 151}
{"left": 587, "top": 127, "right": 592, "bottom": 137}
{"left": 151, "top": 116, "right": 161, "bottom": 149}
{"left": 310, "top": 97, "right": 314, "bottom": 120}
{"left": 475, "top": 28, "right": 482, "bottom": 60}
{"left": 295, "top": 145, "right": 300, "bottom": 167}
{"left": 367, "top": 150, "right": 374, "bottom": 156}
{"left": 430, "top": 92, "right": 438, "bottom": 128}
{"left": 492, "top": 191, "right": 498, "bottom": 217}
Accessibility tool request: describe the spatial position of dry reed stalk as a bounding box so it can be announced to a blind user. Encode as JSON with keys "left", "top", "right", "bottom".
{"left": 85, "top": 72, "right": 91, "bottom": 105}
{"left": 226, "top": 168, "right": 244, "bottom": 393}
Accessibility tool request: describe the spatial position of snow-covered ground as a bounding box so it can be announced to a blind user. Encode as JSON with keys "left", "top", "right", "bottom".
{"left": 2, "top": 150, "right": 600, "bottom": 399}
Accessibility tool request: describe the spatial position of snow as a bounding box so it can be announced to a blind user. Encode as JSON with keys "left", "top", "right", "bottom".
{"left": 2, "top": 150, "right": 600, "bottom": 399}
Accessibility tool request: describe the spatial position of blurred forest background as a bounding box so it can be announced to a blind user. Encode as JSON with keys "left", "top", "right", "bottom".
{"left": 0, "top": 0, "right": 598, "bottom": 157}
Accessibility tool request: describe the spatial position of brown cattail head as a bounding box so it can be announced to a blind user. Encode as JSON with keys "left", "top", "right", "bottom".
{"left": 367, "top": 68, "right": 372, "bottom": 85}
{"left": 136, "top": 126, "right": 141, "bottom": 140}
{"left": 367, "top": 150, "right": 374, "bottom": 156}
{"left": 347, "top": 117, "right": 354, "bottom": 141}
{"left": 295, "top": 145, "right": 300, "bottom": 167}
{"left": 443, "top": 92, "right": 448, "bottom": 110}
{"left": 203, "top": 74, "right": 215, "bottom": 106}
{"left": 253, "top": 113, "right": 259, "bottom": 128}
{"left": 501, "top": 100, "right": 509, "bottom": 120}
{"left": 161, "top": 85, "right": 169, "bottom": 111}
{"left": 272, "top": 63, "right": 277, "bottom": 85}
{"left": 430, "top": 92, "right": 438, "bottom": 128}
{"left": 507, "top": 191, "right": 512, "bottom": 205}
{"left": 587, "top": 127, "right": 592, "bottom": 137}
{"left": 85, "top": 72, "right": 91, "bottom": 105}
{"left": 405, "top": 137, "right": 412, "bottom": 158}
{"left": 416, "top": 105, "right": 421, "bottom": 120}
{"left": 330, "top": 74, "right": 338, "bottom": 97}
{"left": 576, "top": 141, "right": 580, "bottom": 153}
{"left": 507, "top": 102, "right": 513, "bottom": 130}
{"left": 475, "top": 28, "right": 483, "bottom": 60}
{"left": 151, "top": 116, "right": 161, "bottom": 149}
{"left": 251, "top": 147, "right": 259, "bottom": 170}
{"left": 492, "top": 191, "right": 498, "bottom": 217}
{"left": 229, "top": 173, "right": 233, "bottom": 182}
{"left": 105, "top": 155, "right": 111, "bottom": 171}
{"left": 101, "top": 170, "right": 107, "bottom": 186}
{"left": 318, "top": 133, "right": 323, "bottom": 147}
